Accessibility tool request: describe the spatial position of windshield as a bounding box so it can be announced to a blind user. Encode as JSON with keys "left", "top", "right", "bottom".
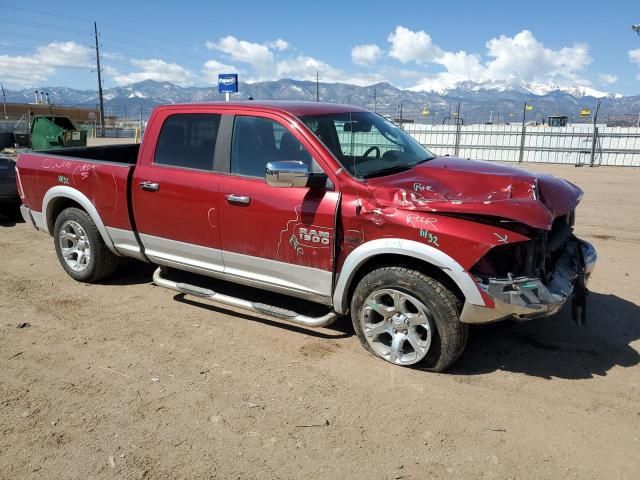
{"left": 299, "top": 111, "right": 435, "bottom": 179}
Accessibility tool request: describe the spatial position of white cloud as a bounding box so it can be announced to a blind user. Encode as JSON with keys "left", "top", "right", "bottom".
{"left": 404, "top": 28, "right": 593, "bottom": 92}
{"left": 482, "top": 30, "right": 590, "bottom": 84}
{"left": 205, "top": 35, "right": 357, "bottom": 84}
{"left": 351, "top": 44, "right": 383, "bottom": 66}
{"left": 630, "top": 49, "right": 640, "bottom": 79}
{"left": 35, "top": 41, "right": 93, "bottom": 68}
{"left": 598, "top": 73, "right": 618, "bottom": 84}
{"left": 206, "top": 36, "right": 274, "bottom": 73}
{"left": 202, "top": 59, "right": 238, "bottom": 83}
{"left": 0, "top": 30, "right": 619, "bottom": 94}
{"left": 110, "top": 59, "right": 193, "bottom": 86}
{"left": 102, "top": 51, "right": 124, "bottom": 61}
{"left": 268, "top": 39, "right": 289, "bottom": 51}
{"left": 275, "top": 55, "right": 341, "bottom": 81}
{"left": 0, "top": 41, "right": 92, "bottom": 87}
{"left": 0, "top": 55, "right": 52, "bottom": 87}
{"left": 387, "top": 26, "right": 442, "bottom": 64}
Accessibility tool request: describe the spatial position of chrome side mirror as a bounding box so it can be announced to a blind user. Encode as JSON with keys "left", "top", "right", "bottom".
{"left": 265, "top": 161, "right": 309, "bottom": 187}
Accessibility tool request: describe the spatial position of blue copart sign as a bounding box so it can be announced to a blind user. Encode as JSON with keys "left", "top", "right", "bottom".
{"left": 218, "top": 74, "right": 238, "bottom": 93}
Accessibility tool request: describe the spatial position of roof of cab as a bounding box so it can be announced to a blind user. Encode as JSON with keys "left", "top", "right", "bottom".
{"left": 165, "top": 101, "right": 370, "bottom": 116}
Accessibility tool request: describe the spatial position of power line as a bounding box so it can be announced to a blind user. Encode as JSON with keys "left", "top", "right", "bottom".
{"left": 0, "top": 17, "right": 93, "bottom": 34}
{"left": 1, "top": 5, "right": 90, "bottom": 22}
{"left": 0, "top": 29, "right": 91, "bottom": 43}
{"left": 2, "top": 6, "right": 209, "bottom": 60}
{"left": 94, "top": 21, "right": 105, "bottom": 137}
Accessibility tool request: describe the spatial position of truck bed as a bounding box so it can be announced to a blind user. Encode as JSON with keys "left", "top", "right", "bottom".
{"left": 16, "top": 146, "right": 137, "bottom": 233}
{"left": 39, "top": 143, "right": 140, "bottom": 165}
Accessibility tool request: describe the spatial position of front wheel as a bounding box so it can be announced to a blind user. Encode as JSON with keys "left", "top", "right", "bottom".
{"left": 350, "top": 266, "right": 467, "bottom": 371}
{"left": 53, "top": 207, "right": 118, "bottom": 282}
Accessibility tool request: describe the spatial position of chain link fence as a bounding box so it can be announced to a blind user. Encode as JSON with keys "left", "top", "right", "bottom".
{"left": 403, "top": 124, "right": 640, "bottom": 167}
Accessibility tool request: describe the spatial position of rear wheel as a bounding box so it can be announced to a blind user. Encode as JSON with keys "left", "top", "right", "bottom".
{"left": 350, "top": 266, "right": 467, "bottom": 371}
{"left": 53, "top": 207, "right": 118, "bottom": 282}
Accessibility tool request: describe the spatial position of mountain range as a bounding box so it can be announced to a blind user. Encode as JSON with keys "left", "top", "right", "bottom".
{"left": 4, "top": 79, "right": 640, "bottom": 125}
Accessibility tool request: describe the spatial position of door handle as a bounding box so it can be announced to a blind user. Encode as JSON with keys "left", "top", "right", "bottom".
{"left": 139, "top": 181, "right": 160, "bottom": 192}
{"left": 225, "top": 194, "right": 251, "bottom": 205}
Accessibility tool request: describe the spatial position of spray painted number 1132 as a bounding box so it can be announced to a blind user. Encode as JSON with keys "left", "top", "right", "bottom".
{"left": 419, "top": 229, "right": 440, "bottom": 247}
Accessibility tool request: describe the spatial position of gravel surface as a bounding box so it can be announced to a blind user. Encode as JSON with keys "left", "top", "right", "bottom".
{"left": 1, "top": 163, "right": 638, "bottom": 479}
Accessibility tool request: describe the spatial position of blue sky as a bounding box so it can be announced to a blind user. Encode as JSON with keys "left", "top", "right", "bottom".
{"left": 1, "top": 0, "right": 639, "bottom": 95}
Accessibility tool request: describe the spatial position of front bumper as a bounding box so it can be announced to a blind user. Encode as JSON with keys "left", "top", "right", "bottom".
{"left": 460, "top": 239, "right": 597, "bottom": 324}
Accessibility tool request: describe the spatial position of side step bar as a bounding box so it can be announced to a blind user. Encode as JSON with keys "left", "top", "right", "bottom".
{"left": 152, "top": 267, "right": 338, "bottom": 328}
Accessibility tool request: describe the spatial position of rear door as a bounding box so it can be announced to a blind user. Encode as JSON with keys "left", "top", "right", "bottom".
{"left": 132, "top": 110, "right": 225, "bottom": 273}
{"left": 217, "top": 112, "right": 339, "bottom": 300}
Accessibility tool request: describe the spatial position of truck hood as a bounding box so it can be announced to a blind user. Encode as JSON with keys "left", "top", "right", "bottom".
{"left": 365, "top": 157, "right": 583, "bottom": 230}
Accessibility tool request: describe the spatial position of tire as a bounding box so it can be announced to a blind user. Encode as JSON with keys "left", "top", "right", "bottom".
{"left": 350, "top": 266, "right": 467, "bottom": 372}
{"left": 53, "top": 207, "right": 119, "bottom": 282}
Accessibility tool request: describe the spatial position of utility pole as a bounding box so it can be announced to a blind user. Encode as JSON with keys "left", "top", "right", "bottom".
{"left": 94, "top": 21, "right": 105, "bottom": 137}
{"left": 373, "top": 86, "right": 377, "bottom": 113}
{"left": 137, "top": 105, "right": 143, "bottom": 143}
{"left": 519, "top": 101, "right": 528, "bottom": 163}
{"left": 315, "top": 71, "right": 319, "bottom": 102}
{"left": 454, "top": 102, "right": 462, "bottom": 156}
{"left": 1, "top": 83, "right": 7, "bottom": 119}
{"left": 589, "top": 99, "right": 601, "bottom": 167}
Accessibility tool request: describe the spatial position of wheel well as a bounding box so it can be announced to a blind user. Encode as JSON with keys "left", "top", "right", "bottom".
{"left": 345, "top": 253, "right": 465, "bottom": 308}
{"left": 47, "top": 197, "right": 85, "bottom": 234}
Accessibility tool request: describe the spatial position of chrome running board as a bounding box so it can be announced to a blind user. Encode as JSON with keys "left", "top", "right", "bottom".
{"left": 152, "top": 267, "right": 338, "bottom": 328}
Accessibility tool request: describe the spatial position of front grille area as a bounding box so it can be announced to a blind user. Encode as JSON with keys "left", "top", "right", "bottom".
{"left": 472, "top": 211, "right": 574, "bottom": 281}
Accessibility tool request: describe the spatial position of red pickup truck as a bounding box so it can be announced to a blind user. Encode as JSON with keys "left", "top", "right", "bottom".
{"left": 16, "top": 101, "right": 596, "bottom": 371}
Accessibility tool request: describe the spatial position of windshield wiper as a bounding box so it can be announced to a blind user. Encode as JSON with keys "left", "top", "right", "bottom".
{"left": 363, "top": 164, "right": 413, "bottom": 179}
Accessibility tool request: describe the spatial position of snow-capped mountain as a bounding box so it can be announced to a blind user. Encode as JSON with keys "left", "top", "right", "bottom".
{"left": 413, "top": 80, "right": 622, "bottom": 99}
{"left": 517, "top": 82, "right": 622, "bottom": 99}
{"left": 3, "top": 79, "right": 638, "bottom": 125}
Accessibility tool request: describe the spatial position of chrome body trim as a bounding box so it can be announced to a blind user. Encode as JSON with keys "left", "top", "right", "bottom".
{"left": 152, "top": 267, "right": 337, "bottom": 328}
{"left": 32, "top": 211, "right": 47, "bottom": 232}
{"left": 223, "top": 250, "right": 333, "bottom": 299}
{"left": 41, "top": 186, "right": 119, "bottom": 256}
{"left": 20, "top": 205, "right": 35, "bottom": 227}
{"left": 140, "top": 233, "right": 224, "bottom": 273}
{"left": 139, "top": 234, "right": 333, "bottom": 305}
{"left": 460, "top": 239, "right": 597, "bottom": 324}
{"left": 332, "top": 238, "right": 485, "bottom": 314}
{"left": 106, "top": 227, "right": 146, "bottom": 261}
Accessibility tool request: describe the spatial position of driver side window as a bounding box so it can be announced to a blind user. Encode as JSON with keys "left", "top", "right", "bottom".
{"left": 231, "top": 115, "right": 323, "bottom": 178}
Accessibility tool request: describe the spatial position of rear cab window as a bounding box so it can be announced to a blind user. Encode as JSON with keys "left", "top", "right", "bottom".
{"left": 154, "top": 114, "right": 221, "bottom": 171}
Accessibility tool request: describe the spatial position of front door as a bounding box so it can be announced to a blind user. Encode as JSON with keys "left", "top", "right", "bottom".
{"left": 218, "top": 113, "right": 339, "bottom": 300}
{"left": 132, "top": 112, "right": 225, "bottom": 273}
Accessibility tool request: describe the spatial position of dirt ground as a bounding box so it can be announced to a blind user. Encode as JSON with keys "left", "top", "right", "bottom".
{"left": 1, "top": 163, "right": 639, "bottom": 479}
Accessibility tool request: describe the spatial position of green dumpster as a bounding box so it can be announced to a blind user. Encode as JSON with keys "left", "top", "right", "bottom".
{"left": 30, "top": 116, "right": 87, "bottom": 151}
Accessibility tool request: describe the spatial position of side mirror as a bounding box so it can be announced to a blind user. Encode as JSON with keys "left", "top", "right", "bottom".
{"left": 265, "top": 161, "right": 309, "bottom": 187}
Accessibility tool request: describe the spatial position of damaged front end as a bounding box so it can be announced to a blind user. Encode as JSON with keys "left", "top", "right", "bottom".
{"left": 461, "top": 213, "right": 597, "bottom": 325}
